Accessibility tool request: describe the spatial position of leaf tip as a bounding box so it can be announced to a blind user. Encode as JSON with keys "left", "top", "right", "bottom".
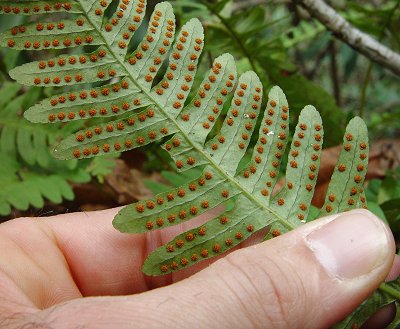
{"left": 52, "top": 143, "right": 70, "bottom": 160}
{"left": 347, "top": 116, "right": 368, "bottom": 135}
{"left": 8, "top": 67, "right": 17, "bottom": 80}
{"left": 216, "top": 52, "right": 235, "bottom": 65}
{"left": 112, "top": 207, "right": 130, "bottom": 232}
{"left": 269, "top": 84, "right": 284, "bottom": 100}
{"left": 185, "top": 17, "right": 204, "bottom": 35}
{"left": 23, "top": 107, "right": 38, "bottom": 123}
{"left": 269, "top": 85, "right": 284, "bottom": 94}
{"left": 141, "top": 260, "right": 156, "bottom": 276}
{"left": 299, "top": 105, "right": 322, "bottom": 123}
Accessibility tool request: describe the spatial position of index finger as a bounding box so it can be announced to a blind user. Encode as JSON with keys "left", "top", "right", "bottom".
{"left": 42, "top": 206, "right": 233, "bottom": 296}
{"left": 0, "top": 206, "right": 232, "bottom": 310}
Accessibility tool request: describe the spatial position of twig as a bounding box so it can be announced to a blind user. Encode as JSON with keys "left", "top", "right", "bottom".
{"left": 328, "top": 40, "right": 341, "bottom": 106}
{"left": 295, "top": 0, "right": 400, "bottom": 76}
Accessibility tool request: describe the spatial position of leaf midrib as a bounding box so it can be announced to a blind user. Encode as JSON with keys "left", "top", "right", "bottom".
{"left": 80, "top": 2, "right": 293, "bottom": 231}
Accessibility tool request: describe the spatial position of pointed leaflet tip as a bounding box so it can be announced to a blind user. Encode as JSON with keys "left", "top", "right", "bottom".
{"left": 240, "top": 70, "right": 260, "bottom": 80}
{"left": 217, "top": 52, "right": 235, "bottom": 63}
{"left": 186, "top": 17, "right": 203, "bottom": 27}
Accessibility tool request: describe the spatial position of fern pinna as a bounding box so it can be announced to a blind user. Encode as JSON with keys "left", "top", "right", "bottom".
{"left": 1, "top": 1, "right": 398, "bottom": 327}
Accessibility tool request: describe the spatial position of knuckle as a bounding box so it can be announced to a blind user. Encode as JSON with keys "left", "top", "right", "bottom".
{"left": 215, "top": 249, "right": 309, "bottom": 328}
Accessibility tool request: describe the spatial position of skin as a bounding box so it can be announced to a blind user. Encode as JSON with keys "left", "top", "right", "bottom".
{"left": 0, "top": 208, "right": 398, "bottom": 329}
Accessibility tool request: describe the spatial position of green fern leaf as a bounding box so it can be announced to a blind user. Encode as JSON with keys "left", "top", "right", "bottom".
{"left": 0, "top": 152, "right": 81, "bottom": 216}
{"left": 87, "top": 154, "right": 120, "bottom": 184}
{"left": 281, "top": 20, "right": 325, "bottom": 48}
{"left": 1, "top": 19, "right": 102, "bottom": 52}
{"left": 24, "top": 78, "right": 152, "bottom": 123}
{"left": 319, "top": 117, "right": 369, "bottom": 216}
{"left": 333, "top": 277, "right": 400, "bottom": 329}
{"left": 1, "top": 0, "right": 370, "bottom": 275}
{"left": 0, "top": 82, "right": 77, "bottom": 167}
{"left": 0, "top": 1, "right": 82, "bottom": 16}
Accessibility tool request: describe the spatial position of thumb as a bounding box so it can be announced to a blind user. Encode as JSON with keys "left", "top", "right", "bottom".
{"left": 137, "top": 209, "right": 395, "bottom": 328}
{"left": 43, "top": 209, "right": 395, "bottom": 329}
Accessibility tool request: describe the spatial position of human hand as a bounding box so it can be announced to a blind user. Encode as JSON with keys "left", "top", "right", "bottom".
{"left": 0, "top": 208, "right": 398, "bottom": 328}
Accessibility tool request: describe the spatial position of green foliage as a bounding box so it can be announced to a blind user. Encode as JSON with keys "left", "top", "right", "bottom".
{"left": 0, "top": 81, "right": 94, "bottom": 216}
{"left": 0, "top": 1, "right": 397, "bottom": 327}
{"left": 0, "top": 79, "right": 119, "bottom": 216}
{"left": 87, "top": 154, "right": 120, "bottom": 184}
{"left": 342, "top": 0, "right": 400, "bottom": 130}
{"left": 346, "top": 1, "right": 400, "bottom": 42}
{"left": 366, "top": 167, "right": 400, "bottom": 236}
{"left": 281, "top": 20, "right": 325, "bottom": 49}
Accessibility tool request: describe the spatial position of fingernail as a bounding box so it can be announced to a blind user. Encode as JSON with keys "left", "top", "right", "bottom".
{"left": 306, "top": 210, "right": 390, "bottom": 279}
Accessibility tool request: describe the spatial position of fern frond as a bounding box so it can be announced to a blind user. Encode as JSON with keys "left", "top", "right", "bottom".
{"left": 333, "top": 277, "right": 400, "bottom": 329}
{"left": 280, "top": 20, "right": 325, "bottom": 48}
{"left": 0, "top": 82, "right": 79, "bottom": 167}
{"left": 0, "top": 1, "right": 81, "bottom": 16}
{"left": 0, "top": 150, "right": 89, "bottom": 216}
{"left": 1, "top": 0, "right": 370, "bottom": 275}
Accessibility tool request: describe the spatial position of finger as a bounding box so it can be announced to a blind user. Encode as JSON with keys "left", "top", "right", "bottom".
{"left": 42, "top": 207, "right": 225, "bottom": 295}
{"left": 37, "top": 209, "right": 395, "bottom": 329}
{"left": 362, "top": 254, "right": 400, "bottom": 329}
{"left": 387, "top": 254, "right": 400, "bottom": 281}
{"left": 1, "top": 205, "right": 265, "bottom": 309}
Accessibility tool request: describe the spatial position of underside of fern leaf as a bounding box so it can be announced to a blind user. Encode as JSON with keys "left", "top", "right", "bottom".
{"left": 0, "top": 0, "right": 370, "bottom": 276}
